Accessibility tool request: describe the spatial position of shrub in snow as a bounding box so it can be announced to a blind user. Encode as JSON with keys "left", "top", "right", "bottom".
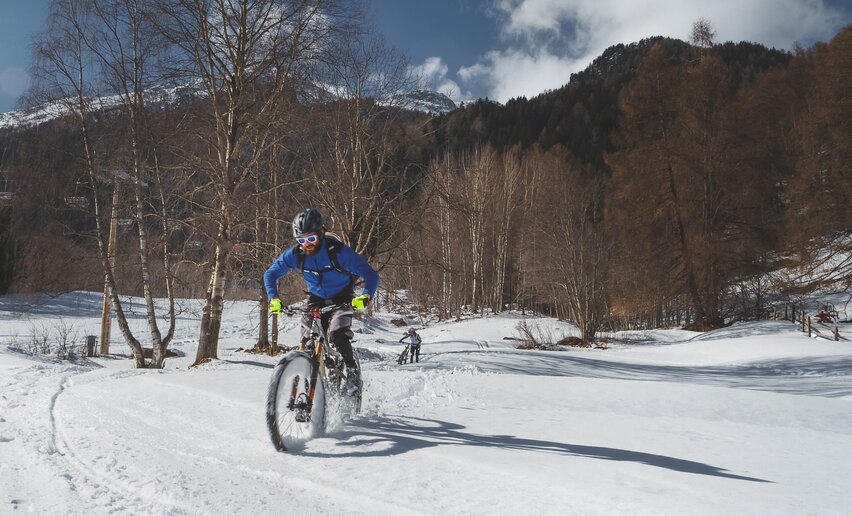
{"left": 557, "top": 336, "right": 588, "bottom": 348}
{"left": 515, "top": 319, "right": 561, "bottom": 348}
{"left": 515, "top": 342, "right": 560, "bottom": 351}
{"left": 15, "top": 322, "right": 83, "bottom": 359}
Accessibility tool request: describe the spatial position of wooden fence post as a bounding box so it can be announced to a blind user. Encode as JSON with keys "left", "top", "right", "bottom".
{"left": 802, "top": 309, "right": 806, "bottom": 332}
{"left": 807, "top": 316, "right": 812, "bottom": 338}
{"left": 835, "top": 326, "right": 840, "bottom": 341}
{"left": 784, "top": 304, "right": 789, "bottom": 321}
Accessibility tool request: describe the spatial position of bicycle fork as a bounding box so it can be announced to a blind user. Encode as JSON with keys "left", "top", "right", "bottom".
{"left": 289, "top": 340, "right": 324, "bottom": 423}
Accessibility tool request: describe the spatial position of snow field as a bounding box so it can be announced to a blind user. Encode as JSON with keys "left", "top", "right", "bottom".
{"left": 1, "top": 292, "right": 852, "bottom": 514}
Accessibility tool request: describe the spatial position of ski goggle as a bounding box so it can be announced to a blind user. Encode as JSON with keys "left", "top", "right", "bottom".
{"left": 296, "top": 234, "right": 319, "bottom": 244}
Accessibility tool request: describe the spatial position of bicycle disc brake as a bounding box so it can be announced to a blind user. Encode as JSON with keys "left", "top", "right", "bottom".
{"left": 287, "top": 376, "right": 313, "bottom": 423}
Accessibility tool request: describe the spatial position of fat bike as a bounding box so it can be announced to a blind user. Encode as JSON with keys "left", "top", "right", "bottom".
{"left": 266, "top": 302, "right": 363, "bottom": 452}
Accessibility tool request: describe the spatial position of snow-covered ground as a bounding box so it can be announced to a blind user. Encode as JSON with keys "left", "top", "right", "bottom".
{"left": 1, "top": 292, "right": 851, "bottom": 515}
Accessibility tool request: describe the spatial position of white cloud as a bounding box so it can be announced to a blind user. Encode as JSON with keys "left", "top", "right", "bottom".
{"left": 409, "top": 57, "right": 471, "bottom": 104}
{"left": 0, "top": 67, "right": 29, "bottom": 98}
{"left": 462, "top": 0, "right": 848, "bottom": 102}
{"left": 459, "top": 48, "right": 580, "bottom": 101}
{"left": 411, "top": 57, "right": 448, "bottom": 84}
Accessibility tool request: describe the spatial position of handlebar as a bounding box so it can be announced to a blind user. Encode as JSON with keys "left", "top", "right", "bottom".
{"left": 279, "top": 301, "right": 352, "bottom": 318}
{"left": 305, "top": 302, "right": 351, "bottom": 318}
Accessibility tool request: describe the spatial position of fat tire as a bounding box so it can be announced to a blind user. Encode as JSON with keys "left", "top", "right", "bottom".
{"left": 266, "top": 351, "right": 327, "bottom": 452}
{"left": 351, "top": 352, "right": 363, "bottom": 415}
{"left": 334, "top": 351, "right": 363, "bottom": 419}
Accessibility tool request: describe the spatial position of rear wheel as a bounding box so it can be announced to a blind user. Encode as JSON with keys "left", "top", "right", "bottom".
{"left": 325, "top": 352, "right": 362, "bottom": 422}
{"left": 351, "top": 353, "right": 363, "bottom": 414}
{"left": 266, "top": 351, "right": 327, "bottom": 452}
{"left": 340, "top": 350, "right": 364, "bottom": 417}
{"left": 338, "top": 352, "right": 363, "bottom": 417}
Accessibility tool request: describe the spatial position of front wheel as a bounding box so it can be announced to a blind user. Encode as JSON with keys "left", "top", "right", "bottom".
{"left": 266, "top": 351, "right": 327, "bottom": 452}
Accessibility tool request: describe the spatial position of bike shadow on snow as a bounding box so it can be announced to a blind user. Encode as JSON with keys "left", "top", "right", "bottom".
{"left": 301, "top": 415, "right": 771, "bottom": 483}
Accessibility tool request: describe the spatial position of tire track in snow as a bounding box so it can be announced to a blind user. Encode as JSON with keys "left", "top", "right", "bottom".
{"left": 49, "top": 370, "right": 194, "bottom": 515}
{"left": 146, "top": 443, "right": 426, "bottom": 515}
{"left": 46, "top": 375, "right": 74, "bottom": 456}
{"left": 51, "top": 369, "right": 425, "bottom": 515}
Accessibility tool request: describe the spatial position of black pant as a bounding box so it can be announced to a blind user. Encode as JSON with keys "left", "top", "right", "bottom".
{"left": 302, "top": 292, "right": 356, "bottom": 370}
{"left": 409, "top": 345, "right": 420, "bottom": 363}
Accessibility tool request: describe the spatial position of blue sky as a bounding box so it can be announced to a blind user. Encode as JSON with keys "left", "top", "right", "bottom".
{"left": 0, "top": 0, "right": 51, "bottom": 113}
{"left": 1, "top": 0, "right": 851, "bottom": 113}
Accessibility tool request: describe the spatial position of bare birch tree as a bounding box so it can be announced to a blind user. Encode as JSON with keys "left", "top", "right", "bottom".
{"left": 533, "top": 147, "right": 610, "bottom": 343}
{"left": 85, "top": 0, "right": 179, "bottom": 367}
{"left": 489, "top": 145, "right": 525, "bottom": 312}
{"left": 306, "top": 31, "right": 422, "bottom": 264}
{"left": 157, "top": 0, "right": 350, "bottom": 365}
{"left": 31, "top": 0, "right": 161, "bottom": 366}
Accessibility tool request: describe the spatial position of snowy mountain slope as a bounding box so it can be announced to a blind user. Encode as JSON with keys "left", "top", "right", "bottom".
{"left": 0, "top": 84, "right": 203, "bottom": 130}
{"left": 0, "top": 85, "right": 455, "bottom": 130}
{"left": 1, "top": 292, "right": 851, "bottom": 515}
{"left": 398, "top": 90, "right": 457, "bottom": 114}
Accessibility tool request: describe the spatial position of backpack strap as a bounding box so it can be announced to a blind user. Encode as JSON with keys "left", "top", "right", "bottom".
{"left": 324, "top": 236, "right": 349, "bottom": 275}
{"left": 292, "top": 236, "right": 355, "bottom": 284}
{"left": 291, "top": 244, "right": 306, "bottom": 271}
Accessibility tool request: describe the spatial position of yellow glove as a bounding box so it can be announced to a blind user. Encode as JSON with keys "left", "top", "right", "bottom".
{"left": 351, "top": 294, "right": 371, "bottom": 311}
{"left": 269, "top": 298, "right": 283, "bottom": 316}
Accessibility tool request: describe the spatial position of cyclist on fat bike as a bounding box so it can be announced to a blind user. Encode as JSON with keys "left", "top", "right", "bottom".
{"left": 264, "top": 208, "right": 379, "bottom": 395}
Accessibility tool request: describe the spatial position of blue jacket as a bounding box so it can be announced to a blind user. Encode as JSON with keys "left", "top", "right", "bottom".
{"left": 264, "top": 237, "right": 379, "bottom": 301}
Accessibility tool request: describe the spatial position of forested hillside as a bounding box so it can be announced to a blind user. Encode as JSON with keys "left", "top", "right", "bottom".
{"left": 399, "top": 26, "right": 850, "bottom": 335}
{"left": 0, "top": 3, "right": 849, "bottom": 358}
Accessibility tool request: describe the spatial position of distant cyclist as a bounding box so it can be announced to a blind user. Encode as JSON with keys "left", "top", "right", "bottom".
{"left": 264, "top": 208, "right": 379, "bottom": 394}
{"left": 399, "top": 328, "right": 422, "bottom": 364}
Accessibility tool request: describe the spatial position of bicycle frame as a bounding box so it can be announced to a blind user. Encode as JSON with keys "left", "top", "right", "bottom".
{"left": 297, "top": 303, "right": 348, "bottom": 406}
{"left": 397, "top": 345, "right": 410, "bottom": 364}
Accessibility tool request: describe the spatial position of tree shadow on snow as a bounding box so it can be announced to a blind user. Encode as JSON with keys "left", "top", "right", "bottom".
{"left": 303, "top": 415, "right": 772, "bottom": 483}
{"left": 221, "top": 358, "right": 274, "bottom": 369}
{"left": 415, "top": 352, "right": 852, "bottom": 398}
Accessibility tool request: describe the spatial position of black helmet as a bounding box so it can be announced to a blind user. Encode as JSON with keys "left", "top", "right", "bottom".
{"left": 292, "top": 208, "right": 324, "bottom": 237}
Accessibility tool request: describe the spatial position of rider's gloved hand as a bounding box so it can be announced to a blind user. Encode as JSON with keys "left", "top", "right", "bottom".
{"left": 352, "top": 294, "right": 371, "bottom": 311}
{"left": 269, "top": 297, "right": 283, "bottom": 316}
